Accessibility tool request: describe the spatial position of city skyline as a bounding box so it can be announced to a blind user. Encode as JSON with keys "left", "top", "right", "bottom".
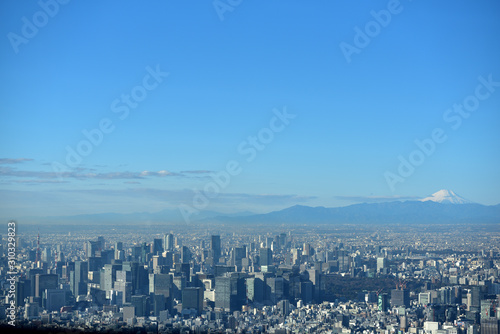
{"left": 1, "top": 220, "right": 498, "bottom": 332}
{"left": 1, "top": 1, "right": 500, "bottom": 219}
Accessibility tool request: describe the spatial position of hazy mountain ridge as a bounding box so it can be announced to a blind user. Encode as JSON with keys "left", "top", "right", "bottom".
{"left": 17, "top": 189, "right": 500, "bottom": 225}
{"left": 22, "top": 209, "right": 251, "bottom": 225}
{"left": 209, "top": 201, "right": 500, "bottom": 225}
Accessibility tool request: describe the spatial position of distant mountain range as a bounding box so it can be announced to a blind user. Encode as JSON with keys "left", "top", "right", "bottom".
{"left": 20, "top": 190, "right": 500, "bottom": 225}
{"left": 210, "top": 201, "right": 500, "bottom": 225}
{"left": 208, "top": 190, "right": 499, "bottom": 225}
{"left": 28, "top": 208, "right": 254, "bottom": 225}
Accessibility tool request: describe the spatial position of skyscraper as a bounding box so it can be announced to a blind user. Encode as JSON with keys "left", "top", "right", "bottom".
{"left": 377, "top": 257, "right": 387, "bottom": 273}
{"left": 260, "top": 248, "right": 273, "bottom": 267}
{"left": 35, "top": 274, "right": 58, "bottom": 298}
{"left": 215, "top": 273, "right": 246, "bottom": 312}
{"left": 391, "top": 289, "right": 410, "bottom": 308}
{"left": 164, "top": 233, "right": 174, "bottom": 251}
{"left": 182, "top": 287, "right": 203, "bottom": 315}
{"left": 211, "top": 235, "right": 221, "bottom": 264}
{"left": 87, "top": 241, "right": 99, "bottom": 258}
{"left": 378, "top": 293, "right": 389, "bottom": 312}
{"left": 153, "top": 238, "right": 163, "bottom": 255}
{"left": 149, "top": 273, "right": 172, "bottom": 298}
{"left": 181, "top": 246, "right": 191, "bottom": 264}
{"left": 101, "top": 263, "right": 122, "bottom": 295}
{"left": 215, "top": 276, "right": 231, "bottom": 312}
{"left": 73, "top": 261, "right": 88, "bottom": 297}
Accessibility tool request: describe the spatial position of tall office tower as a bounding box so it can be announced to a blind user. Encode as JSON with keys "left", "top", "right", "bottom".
{"left": 273, "top": 236, "right": 280, "bottom": 250}
{"left": 303, "top": 243, "right": 312, "bottom": 256}
{"left": 266, "top": 277, "right": 284, "bottom": 304}
{"left": 211, "top": 235, "right": 221, "bottom": 264}
{"left": 152, "top": 238, "right": 163, "bottom": 255}
{"left": 391, "top": 289, "right": 410, "bottom": 308}
{"left": 266, "top": 237, "right": 273, "bottom": 248}
{"left": 41, "top": 247, "right": 51, "bottom": 263}
{"left": 246, "top": 276, "right": 264, "bottom": 303}
{"left": 278, "top": 299, "right": 290, "bottom": 316}
{"left": 55, "top": 244, "right": 62, "bottom": 262}
{"left": 122, "top": 261, "right": 148, "bottom": 295}
{"left": 44, "top": 289, "right": 66, "bottom": 312}
{"left": 279, "top": 233, "right": 287, "bottom": 248}
{"left": 215, "top": 273, "right": 246, "bottom": 312}
{"left": 35, "top": 274, "right": 58, "bottom": 298}
{"left": 439, "top": 287, "right": 455, "bottom": 304}
{"left": 377, "top": 257, "right": 387, "bottom": 273}
{"left": 114, "top": 241, "right": 124, "bottom": 260}
{"left": 140, "top": 242, "right": 150, "bottom": 264}
{"left": 101, "top": 263, "right": 122, "bottom": 296}
{"left": 174, "top": 236, "right": 182, "bottom": 248}
{"left": 215, "top": 276, "right": 232, "bottom": 312}
{"left": 292, "top": 248, "right": 302, "bottom": 265}
{"left": 97, "top": 236, "right": 105, "bottom": 251}
{"left": 114, "top": 280, "right": 132, "bottom": 305}
{"left": 72, "top": 261, "right": 88, "bottom": 297}
{"left": 232, "top": 247, "right": 246, "bottom": 267}
{"left": 469, "top": 286, "right": 481, "bottom": 311}
{"left": 378, "top": 293, "right": 389, "bottom": 312}
{"left": 15, "top": 279, "right": 31, "bottom": 307}
{"left": 88, "top": 256, "right": 103, "bottom": 272}
{"left": 151, "top": 294, "right": 166, "bottom": 316}
{"left": 116, "top": 270, "right": 132, "bottom": 284}
{"left": 149, "top": 273, "right": 173, "bottom": 298}
{"left": 338, "top": 255, "right": 350, "bottom": 273}
{"left": 28, "top": 268, "right": 45, "bottom": 296}
{"left": 259, "top": 248, "right": 273, "bottom": 266}
{"left": 24, "top": 302, "right": 40, "bottom": 320}
{"left": 182, "top": 287, "right": 203, "bottom": 315}
{"left": 130, "top": 295, "right": 149, "bottom": 317}
{"left": 87, "top": 241, "right": 99, "bottom": 258}
{"left": 181, "top": 246, "right": 191, "bottom": 264}
{"left": 115, "top": 249, "right": 125, "bottom": 261}
{"left": 172, "top": 275, "right": 186, "bottom": 300}
{"left": 164, "top": 233, "right": 174, "bottom": 251}
{"left": 152, "top": 255, "right": 166, "bottom": 271}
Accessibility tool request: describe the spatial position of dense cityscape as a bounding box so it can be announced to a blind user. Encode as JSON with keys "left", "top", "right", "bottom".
{"left": 1, "top": 222, "right": 499, "bottom": 333}
{"left": 2, "top": 1, "right": 500, "bottom": 334}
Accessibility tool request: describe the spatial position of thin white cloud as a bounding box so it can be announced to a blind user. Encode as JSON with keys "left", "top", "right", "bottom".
{"left": 0, "top": 166, "right": 212, "bottom": 180}
{"left": 0, "top": 158, "right": 34, "bottom": 164}
{"left": 333, "top": 195, "right": 420, "bottom": 203}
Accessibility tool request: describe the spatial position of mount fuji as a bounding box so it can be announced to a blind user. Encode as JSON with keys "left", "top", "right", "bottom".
{"left": 420, "top": 189, "right": 473, "bottom": 204}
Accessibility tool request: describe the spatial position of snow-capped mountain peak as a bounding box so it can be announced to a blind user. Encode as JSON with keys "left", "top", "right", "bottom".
{"left": 420, "top": 189, "right": 473, "bottom": 204}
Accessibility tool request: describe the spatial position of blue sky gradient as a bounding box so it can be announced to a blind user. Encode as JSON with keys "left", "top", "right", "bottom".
{"left": 1, "top": 0, "right": 500, "bottom": 218}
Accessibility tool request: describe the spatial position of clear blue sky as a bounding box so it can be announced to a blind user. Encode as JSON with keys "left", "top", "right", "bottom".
{"left": 1, "top": 0, "right": 500, "bottom": 219}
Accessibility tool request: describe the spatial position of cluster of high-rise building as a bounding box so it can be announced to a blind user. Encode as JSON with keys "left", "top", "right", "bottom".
{"left": 0, "top": 224, "right": 499, "bottom": 333}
